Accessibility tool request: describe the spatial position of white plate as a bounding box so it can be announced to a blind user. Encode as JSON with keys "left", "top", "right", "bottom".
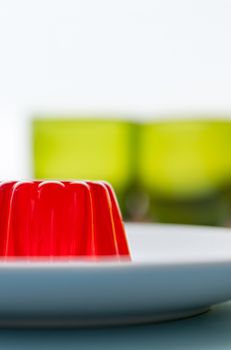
{"left": 1, "top": 223, "right": 231, "bottom": 326}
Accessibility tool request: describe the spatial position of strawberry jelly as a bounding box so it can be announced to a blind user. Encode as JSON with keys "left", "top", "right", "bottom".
{"left": 0, "top": 181, "right": 130, "bottom": 258}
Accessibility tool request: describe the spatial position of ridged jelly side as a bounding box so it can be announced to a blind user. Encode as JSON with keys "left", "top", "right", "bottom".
{"left": 0, "top": 182, "right": 17, "bottom": 255}
{"left": 87, "top": 182, "right": 119, "bottom": 256}
{"left": 36, "top": 181, "right": 66, "bottom": 256}
{"left": 6, "top": 182, "right": 37, "bottom": 256}
{"left": 0, "top": 181, "right": 130, "bottom": 257}
{"left": 65, "top": 182, "right": 94, "bottom": 256}
{"left": 103, "top": 182, "right": 130, "bottom": 256}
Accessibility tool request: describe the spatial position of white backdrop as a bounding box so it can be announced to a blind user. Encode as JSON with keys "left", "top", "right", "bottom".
{"left": 0, "top": 0, "right": 231, "bottom": 178}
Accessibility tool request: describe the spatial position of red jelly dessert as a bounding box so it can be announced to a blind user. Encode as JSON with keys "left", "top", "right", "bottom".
{"left": 0, "top": 181, "right": 130, "bottom": 258}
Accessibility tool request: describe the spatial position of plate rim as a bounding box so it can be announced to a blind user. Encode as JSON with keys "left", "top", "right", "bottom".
{"left": 0, "top": 222, "right": 231, "bottom": 269}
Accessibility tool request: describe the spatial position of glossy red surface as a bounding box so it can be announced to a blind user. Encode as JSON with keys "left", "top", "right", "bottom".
{"left": 0, "top": 181, "right": 130, "bottom": 258}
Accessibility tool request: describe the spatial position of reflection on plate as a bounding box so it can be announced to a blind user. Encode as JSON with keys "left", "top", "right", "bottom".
{"left": 1, "top": 223, "right": 231, "bottom": 326}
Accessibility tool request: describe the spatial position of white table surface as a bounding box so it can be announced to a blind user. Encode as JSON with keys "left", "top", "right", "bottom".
{"left": 0, "top": 301, "right": 231, "bottom": 350}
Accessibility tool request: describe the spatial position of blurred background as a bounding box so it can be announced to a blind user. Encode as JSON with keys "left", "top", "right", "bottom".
{"left": 1, "top": 0, "right": 231, "bottom": 226}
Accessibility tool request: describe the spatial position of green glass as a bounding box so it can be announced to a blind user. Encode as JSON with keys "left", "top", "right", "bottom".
{"left": 138, "top": 119, "right": 231, "bottom": 226}
{"left": 32, "top": 117, "right": 231, "bottom": 225}
{"left": 32, "top": 118, "right": 138, "bottom": 219}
